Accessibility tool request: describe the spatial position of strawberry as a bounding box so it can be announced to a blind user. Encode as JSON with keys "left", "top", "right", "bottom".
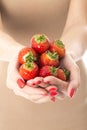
{"left": 31, "top": 34, "right": 50, "bottom": 54}
{"left": 62, "top": 68, "right": 70, "bottom": 81}
{"left": 18, "top": 47, "right": 37, "bottom": 64}
{"left": 19, "top": 62, "right": 39, "bottom": 80}
{"left": 57, "top": 68, "right": 70, "bottom": 81}
{"left": 40, "top": 50, "right": 59, "bottom": 67}
{"left": 50, "top": 40, "right": 65, "bottom": 58}
{"left": 39, "top": 66, "right": 57, "bottom": 77}
{"left": 39, "top": 65, "right": 70, "bottom": 81}
{"left": 39, "top": 66, "right": 58, "bottom": 77}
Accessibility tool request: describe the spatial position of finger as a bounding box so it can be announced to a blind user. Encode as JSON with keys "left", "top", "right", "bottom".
{"left": 33, "top": 77, "right": 43, "bottom": 85}
{"left": 46, "top": 85, "right": 58, "bottom": 92}
{"left": 43, "top": 76, "right": 68, "bottom": 91}
{"left": 27, "top": 77, "right": 47, "bottom": 88}
{"left": 27, "top": 79, "right": 37, "bottom": 87}
{"left": 46, "top": 86, "right": 66, "bottom": 100}
{"left": 28, "top": 77, "right": 48, "bottom": 88}
{"left": 28, "top": 94, "right": 48, "bottom": 101}
{"left": 21, "top": 85, "right": 48, "bottom": 95}
{"left": 34, "top": 96, "right": 50, "bottom": 103}
{"left": 60, "top": 54, "right": 76, "bottom": 70}
{"left": 46, "top": 86, "right": 58, "bottom": 102}
{"left": 67, "top": 80, "right": 80, "bottom": 98}
{"left": 38, "top": 82, "right": 48, "bottom": 88}
{"left": 14, "top": 89, "right": 32, "bottom": 100}
{"left": 14, "top": 89, "right": 48, "bottom": 103}
{"left": 56, "top": 92, "right": 65, "bottom": 100}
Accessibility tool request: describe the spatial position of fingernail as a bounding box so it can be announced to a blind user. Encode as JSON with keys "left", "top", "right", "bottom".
{"left": 70, "top": 88, "right": 75, "bottom": 98}
{"left": 36, "top": 81, "right": 41, "bottom": 84}
{"left": 32, "top": 83, "right": 36, "bottom": 85}
{"left": 17, "top": 79, "right": 25, "bottom": 88}
{"left": 49, "top": 87, "right": 57, "bottom": 92}
{"left": 50, "top": 91, "right": 58, "bottom": 97}
{"left": 30, "top": 83, "right": 36, "bottom": 87}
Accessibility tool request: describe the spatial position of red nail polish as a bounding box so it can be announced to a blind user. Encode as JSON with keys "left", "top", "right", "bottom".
{"left": 70, "top": 88, "right": 75, "bottom": 98}
{"left": 49, "top": 87, "right": 57, "bottom": 92}
{"left": 32, "top": 83, "right": 36, "bottom": 85}
{"left": 17, "top": 79, "right": 25, "bottom": 88}
{"left": 36, "top": 81, "right": 41, "bottom": 84}
{"left": 50, "top": 91, "right": 58, "bottom": 97}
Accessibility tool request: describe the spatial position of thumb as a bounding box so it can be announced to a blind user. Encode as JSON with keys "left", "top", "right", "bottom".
{"left": 67, "top": 80, "right": 80, "bottom": 98}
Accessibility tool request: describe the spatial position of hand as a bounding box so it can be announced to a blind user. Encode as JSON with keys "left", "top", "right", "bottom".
{"left": 43, "top": 53, "right": 80, "bottom": 99}
{"left": 6, "top": 54, "right": 50, "bottom": 103}
{"left": 61, "top": 53, "right": 80, "bottom": 98}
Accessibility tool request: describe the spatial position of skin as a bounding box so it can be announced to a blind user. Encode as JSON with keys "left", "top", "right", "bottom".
{"left": 0, "top": 0, "right": 87, "bottom": 103}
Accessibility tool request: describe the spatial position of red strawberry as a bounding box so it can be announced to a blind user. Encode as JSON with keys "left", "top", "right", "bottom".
{"left": 19, "top": 62, "right": 39, "bottom": 80}
{"left": 31, "top": 34, "right": 50, "bottom": 54}
{"left": 50, "top": 40, "right": 65, "bottom": 58}
{"left": 40, "top": 50, "right": 59, "bottom": 67}
{"left": 57, "top": 68, "right": 66, "bottom": 81}
{"left": 18, "top": 47, "right": 37, "bottom": 64}
{"left": 57, "top": 68, "right": 70, "bottom": 81}
{"left": 39, "top": 66, "right": 70, "bottom": 81}
{"left": 39, "top": 66, "right": 57, "bottom": 77}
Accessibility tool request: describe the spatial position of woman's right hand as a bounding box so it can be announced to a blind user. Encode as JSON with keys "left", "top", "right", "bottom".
{"left": 6, "top": 53, "right": 51, "bottom": 103}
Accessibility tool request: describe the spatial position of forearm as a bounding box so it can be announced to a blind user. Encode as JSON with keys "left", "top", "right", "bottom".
{"left": 61, "top": 25, "right": 87, "bottom": 61}
{"left": 63, "top": 0, "right": 87, "bottom": 32}
{"left": 0, "top": 31, "right": 24, "bottom": 62}
{"left": 61, "top": 0, "right": 87, "bottom": 62}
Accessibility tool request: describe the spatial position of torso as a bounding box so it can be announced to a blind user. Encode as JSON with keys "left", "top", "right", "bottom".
{"left": 0, "top": 1, "right": 87, "bottom": 130}
{"left": 1, "top": 0, "right": 69, "bottom": 44}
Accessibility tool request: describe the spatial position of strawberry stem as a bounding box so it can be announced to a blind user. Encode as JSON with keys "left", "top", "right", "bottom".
{"left": 34, "top": 34, "right": 46, "bottom": 43}
{"left": 50, "top": 66, "right": 57, "bottom": 76}
{"left": 25, "top": 62, "right": 34, "bottom": 70}
{"left": 47, "top": 50, "right": 59, "bottom": 60}
{"left": 25, "top": 52, "right": 36, "bottom": 62}
{"left": 63, "top": 68, "right": 70, "bottom": 80}
{"left": 55, "top": 40, "right": 65, "bottom": 48}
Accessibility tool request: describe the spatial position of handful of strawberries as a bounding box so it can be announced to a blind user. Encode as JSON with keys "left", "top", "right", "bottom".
{"left": 18, "top": 34, "right": 70, "bottom": 84}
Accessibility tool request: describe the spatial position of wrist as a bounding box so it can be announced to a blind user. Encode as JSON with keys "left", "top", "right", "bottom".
{"left": 66, "top": 51, "right": 81, "bottom": 62}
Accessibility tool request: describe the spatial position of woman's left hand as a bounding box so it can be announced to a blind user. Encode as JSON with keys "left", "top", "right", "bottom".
{"left": 43, "top": 53, "right": 80, "bottom": 100}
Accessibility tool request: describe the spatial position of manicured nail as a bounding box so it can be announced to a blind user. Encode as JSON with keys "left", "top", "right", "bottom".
{"left": 17, "top": 79, "right": 25, "bottom": 88}
{"left": 30, "top": 83, "right": 36, "bottom": 87}
{"left": 70, "top": 88, "right": 75, "bottom": 98}
{"left": 50, "top": 91, "right": 58, "bottom": 97}
{"left": 36, "top": 80, "right": 41, "bottom": 84}
{"left": 33, "top": 83, "right": 36, "bottom": 85}
{"left": 49, "top": 87, "right": 57, "bottom": 92}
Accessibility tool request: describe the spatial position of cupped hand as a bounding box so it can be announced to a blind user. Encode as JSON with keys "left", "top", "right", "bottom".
{"left": 43, "top": 53, "right": 80, "bottom": 99}
{"left": 6, "top": 54, "right": 50, "bottom": 103}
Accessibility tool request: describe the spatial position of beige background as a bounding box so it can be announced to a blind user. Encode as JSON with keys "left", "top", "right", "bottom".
{"left": 0, "top": 0, "right": 87, "bottom": 130}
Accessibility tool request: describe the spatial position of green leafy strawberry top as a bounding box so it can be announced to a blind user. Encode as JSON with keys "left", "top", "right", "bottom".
{"left": 24, "top": 62, "right": 34, "bottom": 70}
{"left": 34, "top": 34, "right": 47, "bottom": 44}
{"left": 63, "top": 68, "right": 70, "bottom": 80}
{"left": 24, "top": 52, "right": 36, "bottom": 62}
{"left": 50, "top": 66, "right": 57, "bottom": 76}
{"left": 47, "top": 50, "right": 59, "bottom": 60}
{"left": 55, "top": 40, "right": 65, "bottom": 48}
